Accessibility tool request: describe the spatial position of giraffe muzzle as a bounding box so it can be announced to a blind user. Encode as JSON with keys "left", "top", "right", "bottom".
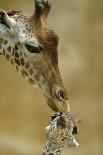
{"left": 48, "top": 85, "right": 70, "bottom": 114}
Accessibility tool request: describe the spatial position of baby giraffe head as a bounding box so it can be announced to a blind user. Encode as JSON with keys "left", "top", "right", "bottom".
{"left": 0, "top": 0, "right": 70, "bottom": 114}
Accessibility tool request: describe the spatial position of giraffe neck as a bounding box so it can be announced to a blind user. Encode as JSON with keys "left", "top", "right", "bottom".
{"left": 44, "top": 141, "right": 62, "bottom": 155}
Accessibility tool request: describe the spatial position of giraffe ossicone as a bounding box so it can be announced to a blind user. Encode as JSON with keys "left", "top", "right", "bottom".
{"left": 0, "top": 0, "right": 70, "bottom": 114}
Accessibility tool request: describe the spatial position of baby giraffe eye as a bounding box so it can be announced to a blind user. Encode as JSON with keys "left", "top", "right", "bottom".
{"left": 25, "top": 43, "right": 42, "bottom": 53}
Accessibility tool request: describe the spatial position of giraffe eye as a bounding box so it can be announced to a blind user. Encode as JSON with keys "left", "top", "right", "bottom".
{"left": 25, "top": 43, "right": 42, "bottom": 53}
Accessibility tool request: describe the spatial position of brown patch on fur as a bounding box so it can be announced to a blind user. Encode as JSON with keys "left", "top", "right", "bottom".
{"left": 4, "top": 40, "right": 8, "bottom": 45}
{"left": 15, "top": 45, "right": 18, "bottom": 50}
{"left": 37, "top": 30, "right": 59, "bottom": 66}
{"left": 29, "top": 68, "right": 33, "bottom": 75}
{"left": 7, "top": 46, "right": 11, "bottom": 52}
{"left": 6, "top": 54, "right": 10, "bottom": 60}
{"left": 21, "top": 69, "right": 28, "bottom": 77}
{"left": 18, "top": 42, "right": 20, "bottom": 46}
{"left": 35, "top": 72, "right": 41, "bottom": 81}
{"left": 12, "top": 47, "right": 15, "bottom": 55}
{"left": 20, "top": 51, "right": 22, "bottom": 56}
{"left": 3, "top": 49, "right": 5, "bottom": 55}
{"left": 7, "top": 10, "right": 22, "bottom": 16}
{"left": 45, "top": 30, "right": 59, "bottom": 66}
{"left": 25, "top": 62, "right": 30, "bottom": 69}
{"left": 14, "top": 58, "right": 20, "bottom": 66}
{"left": 24, "top": 52, "right": 27, "bottom": 57}
{"left": 21, "top": 58, "right": 25, "bottom": 66}
{"left": 15, "top": 52, "right": 19, "bottom": 58}
{"left": 0, "top": 38, "right": 3, "bottom": 45}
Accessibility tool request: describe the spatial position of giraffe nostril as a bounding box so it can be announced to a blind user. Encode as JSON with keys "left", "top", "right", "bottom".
{"left": 56, "top": 90, "right": 68, "bottom": 101}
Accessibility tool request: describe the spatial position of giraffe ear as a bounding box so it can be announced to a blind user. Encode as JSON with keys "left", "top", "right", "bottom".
{"left": 25, "top": 43, "right": 42, "bottom": 53}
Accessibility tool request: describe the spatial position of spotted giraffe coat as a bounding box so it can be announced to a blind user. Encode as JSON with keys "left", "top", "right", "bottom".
{"left": 43, "top": 114, "right": 79, "bottom": 155}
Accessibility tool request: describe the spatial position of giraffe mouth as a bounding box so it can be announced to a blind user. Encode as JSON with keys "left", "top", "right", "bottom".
{"left": 49, "top": 84, "right": 70, "bottom": 114}
{"left": 47, "top": 95, "right": 70, "bottom": 114}
{"left": 41, "top": 80, "right": 70, "bottom": 113}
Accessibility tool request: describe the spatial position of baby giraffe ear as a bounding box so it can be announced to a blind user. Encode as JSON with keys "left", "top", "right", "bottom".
{"left": 25, "top": 43, "right": 42, "bottom": 53}
{"left": 69, "top": 137, "right": 79, "bottom": 148}
{"left": 0, "top": 9, "right": 10, "bottom": 29}
{"left": 0, "top": 9, "right": 16, "bottom": 29}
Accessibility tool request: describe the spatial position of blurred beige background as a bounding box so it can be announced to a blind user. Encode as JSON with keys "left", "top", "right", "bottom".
{"left": 0, "top": 0, "right": 103, "bottom": 155}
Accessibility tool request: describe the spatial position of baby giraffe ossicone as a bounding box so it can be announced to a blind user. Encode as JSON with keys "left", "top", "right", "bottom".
{"left": 0, "top": 0, "right": 70, "bottom": 114}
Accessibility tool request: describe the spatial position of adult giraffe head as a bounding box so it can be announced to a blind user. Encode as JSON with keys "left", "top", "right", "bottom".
{"left": 0, "top": 0, "right": 70, "bottom": 114}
